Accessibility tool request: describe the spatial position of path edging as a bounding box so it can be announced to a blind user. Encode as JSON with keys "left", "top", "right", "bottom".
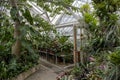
{"left": 11, "top": 63, "right": 41, "bottom": 80}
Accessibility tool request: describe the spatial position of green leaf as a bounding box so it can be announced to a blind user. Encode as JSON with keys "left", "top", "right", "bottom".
{"left": 109, "top": 50, "right": 120, "bottom": 65}
{"left": 22, "top": 8, "right": 33, "bottom": 25}
{"left": 10, "top": 7, "right": 18, "bottom": 21}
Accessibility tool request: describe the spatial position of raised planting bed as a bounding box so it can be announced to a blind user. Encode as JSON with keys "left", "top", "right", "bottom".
{"left": 39, "top": 50, "right": 73, "bottom": 64}
{"left": 11, "top": 63, "right": 41, "bottom": 80}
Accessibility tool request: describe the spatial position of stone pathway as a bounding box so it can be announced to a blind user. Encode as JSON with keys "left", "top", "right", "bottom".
{"left": 25, "top": 65, "right": 57, "bottom": 80}
{"left": 25, "top": 59, "right": 64, "bottom": 80}
{"left": 25, "top": 58, "right": 74, "bottom": 80}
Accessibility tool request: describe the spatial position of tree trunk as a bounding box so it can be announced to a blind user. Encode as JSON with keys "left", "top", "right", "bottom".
{"left": 10, "top": 0, "right": 21, "bottom": 56}
{"left": 12, "top": 21, "right": 21, "bottom": 56}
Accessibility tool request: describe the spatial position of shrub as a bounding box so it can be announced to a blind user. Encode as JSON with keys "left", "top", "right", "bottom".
{"left": 0, "top": 52, "right": 39, "bottom": 80}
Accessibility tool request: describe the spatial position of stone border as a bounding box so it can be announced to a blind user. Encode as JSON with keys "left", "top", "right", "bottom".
{"left": 12, "top": 63, "right": 41, "bottom": 80}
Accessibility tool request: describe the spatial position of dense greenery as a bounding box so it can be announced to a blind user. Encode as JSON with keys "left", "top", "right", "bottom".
{"left": 38, "top": 34, "right": 73, "bottom": 62}
{"left": 0, "top": 0, "right": 75, "bottom": 79}
{"left": 0, "top": 52, "right": 39, "bottom": 80}
{"left": 1, "top": 0, "right": 120, "bottom": 80}
{"left": 61, "top": 0, "right": 120, "bottom": 80}
{"left": 92, "top": 0, "right": 120, "bottom": 52}
{"left": 0, "top": 12, "right": 39, "bottom": 80}
{"left": 74, "top": 0, "right": 120, "bottom": 80}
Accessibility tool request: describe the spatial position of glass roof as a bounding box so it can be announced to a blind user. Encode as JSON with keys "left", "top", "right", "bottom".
{"left": 55, "top": 0, "right": 91, "bottom": 37}
{"left": 55, "top": 0, "right": 91, "bottom": 25}
{"left": 27, "top": 1, "right": 61, "bottom": 24}
{"left": 28, "top": 0, "right": 91, "bottom": 24}
{"left": 28, "top": 0, "right": 91, "bottom": 38}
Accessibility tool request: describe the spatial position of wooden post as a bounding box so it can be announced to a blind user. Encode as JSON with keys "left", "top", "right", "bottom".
{"left": 77, "top": 51, "right": 80, "bottom": 63}
{"left": 73, "top": 25, "right": 78, "bottom": 65}
{"left": 80, "top": 28, "right": 84, "bottom": 64}
{"left": 55, "top": 55, "right": 58, "bottom": 64}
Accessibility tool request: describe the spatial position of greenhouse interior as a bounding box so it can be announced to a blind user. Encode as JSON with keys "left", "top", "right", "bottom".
{"left": 0, "top": 0, "right": 120, "bottom": 80}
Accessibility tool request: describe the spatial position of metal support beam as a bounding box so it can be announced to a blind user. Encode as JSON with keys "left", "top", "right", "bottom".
{"left": 56, "top": 21, "right": 79, "bottom": 28}
{"left": 73, "top": 25, "right": 78, "bottom": 65}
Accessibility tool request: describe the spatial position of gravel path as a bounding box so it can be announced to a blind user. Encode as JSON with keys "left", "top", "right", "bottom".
{"left": 25, "top": 58, "right": 73, "bottom": 80}
{"left": 25, "top": 59, "right": 63, "bottom": 80}
{"left": 25, "top": 65, "right": 57, "bottom": 80}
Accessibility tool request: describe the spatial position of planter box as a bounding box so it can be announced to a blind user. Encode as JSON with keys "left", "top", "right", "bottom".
{"left": 11, "top": 64, "right": 41, "bottom": 80}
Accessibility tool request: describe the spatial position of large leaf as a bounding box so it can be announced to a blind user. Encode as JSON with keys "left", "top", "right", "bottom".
{"left": 21, "top": 40, "right": 35, "bottom": 53}
{"left": 10, "top": 7, "right": 18, "bottom": 21}
{"left": 22, "top": 8, "right": 33, "bottom": 25}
